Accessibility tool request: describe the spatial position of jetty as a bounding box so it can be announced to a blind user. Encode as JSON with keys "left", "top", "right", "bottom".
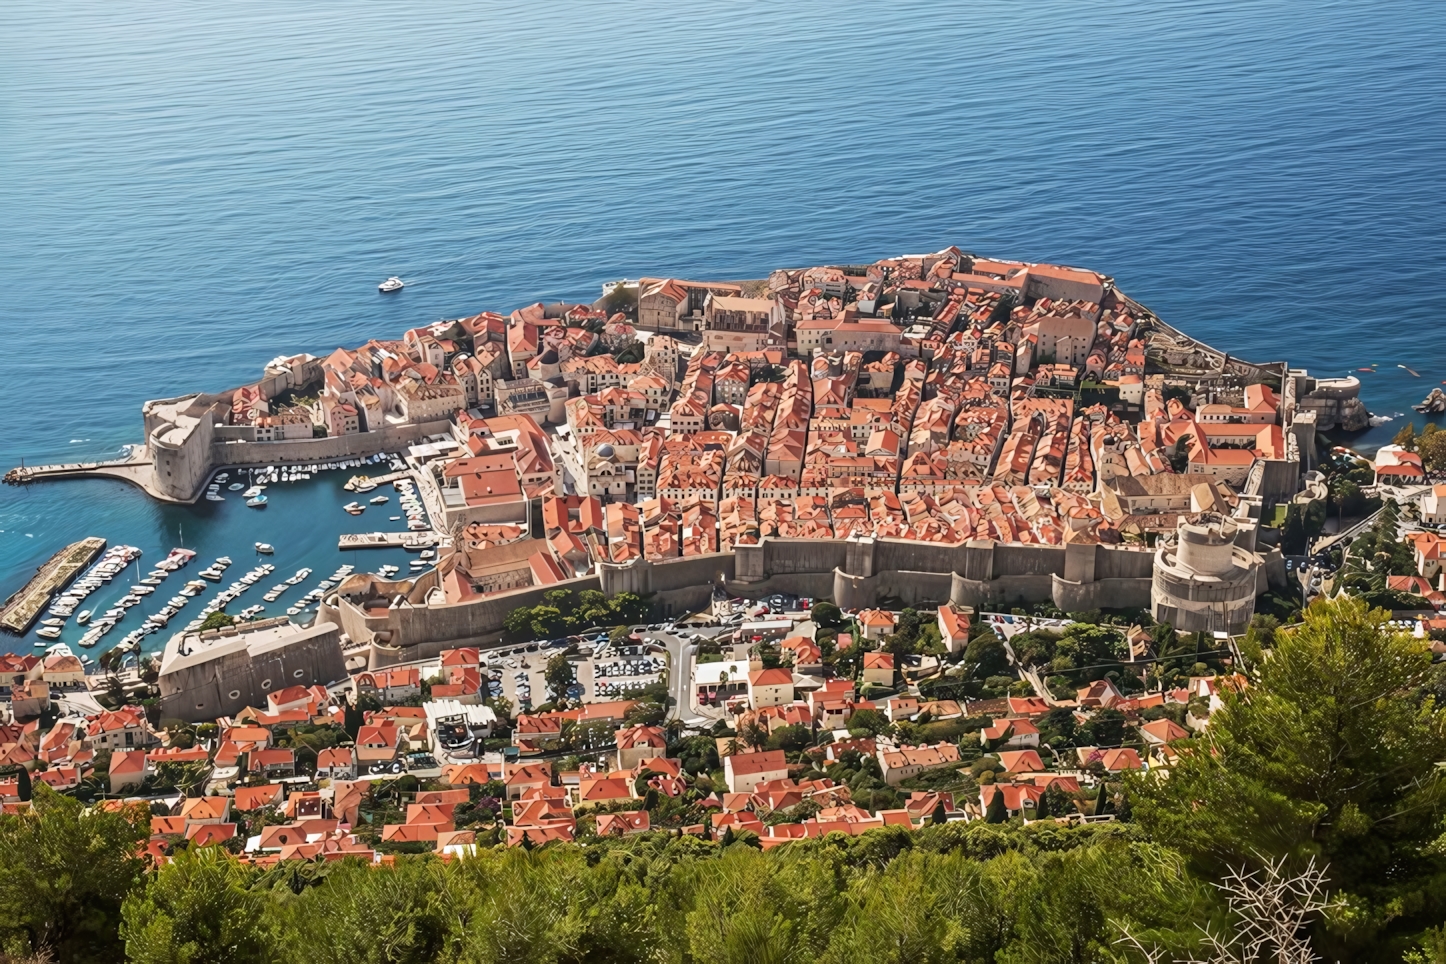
{"left": 0, "top": 536, "right": 106, "bottom": 634}
{"left": 338, "top": 532, "right": 438, "bottom": 551}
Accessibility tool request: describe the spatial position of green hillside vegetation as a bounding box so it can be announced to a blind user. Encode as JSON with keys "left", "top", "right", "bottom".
{"left": 3, "top": 596, "right": 1446, "bottom": 962}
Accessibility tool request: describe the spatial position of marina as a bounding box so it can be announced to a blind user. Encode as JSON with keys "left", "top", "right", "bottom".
{"left": 0, "top": 455, "right": 437, "bottom": 658}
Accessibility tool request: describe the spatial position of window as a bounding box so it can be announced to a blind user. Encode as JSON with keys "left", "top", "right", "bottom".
{"left": 228, "top": 689, "right": 241, "bottom": 700}
{"left": 293, "top": 668, "right": 306, "bottom": 679}
{"left": 261, "top": 679, "right": 272, "bottom": 690}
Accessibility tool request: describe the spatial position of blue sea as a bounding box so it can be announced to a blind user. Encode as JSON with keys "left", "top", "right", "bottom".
{"left": 3, "top": 0, "right": 1444, "bottom": 656}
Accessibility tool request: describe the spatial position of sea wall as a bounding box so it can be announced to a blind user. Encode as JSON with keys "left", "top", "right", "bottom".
{"left": 211, "top": 418, "right": 453, "bottom": 470}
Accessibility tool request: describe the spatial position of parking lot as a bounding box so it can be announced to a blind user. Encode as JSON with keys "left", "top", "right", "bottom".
{"left": 485, "top": 631, "right": 671, "bottom": 711}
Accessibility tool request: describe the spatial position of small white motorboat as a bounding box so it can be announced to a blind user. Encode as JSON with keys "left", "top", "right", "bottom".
{"left": 228, "top": 482, "right": 245, "bottom": 491}
{"left": 370, "top": 495, "right": 389, "bottom": 504}
{"left": 76, "top": 610, "right": 92, "bottom": 625}
{"left": 344, "top": 502, "right": 365, "bottom": 515}
{"left": 378, "top": 276, "right": 405, "bottom": 293}
{"left": 36, "top": 626, "right": 62, "bottom": 639}
{"left": 255, "top": 542, "right": 275, "bottom": 554}
{"left": 247, "top": 496, "right": 268, "bottom": 508}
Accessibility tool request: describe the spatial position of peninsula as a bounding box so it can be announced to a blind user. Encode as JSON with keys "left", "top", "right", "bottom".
{"left": 6, "top": 247, "right": 1371, "bottom": 671}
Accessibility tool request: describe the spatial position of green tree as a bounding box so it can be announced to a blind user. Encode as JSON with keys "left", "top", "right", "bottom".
{"left": 845, "top": 709, "right": 893, "bottom": 738}
{"left": 199, "top": 610, "right": 234, "bottom": 632}
{"left": 964, "top": 633, "right": 1009, "bottom": 679}
{"left": 544, "top": 653, "right": 576, "bottom": 698}
{"left": 1394, "top": 421, "right": 1419, "bottom": 452}
{"left": 1419, "top": 425, "right": 1446, "bottom": 472}
{"left": 1130, "top": 595, "right": 1446, "bottom": 960}
{"left": 0, "top": 784, "right": 149, "bottom": 962}
{"left": 810, "top": 601, "right": 843, "bottom": 629}
{"left": 766, "top": 724, "right": 813, "bottom": 754}
{"left": 121, "top": 845, "right": 267, "bottom": 964}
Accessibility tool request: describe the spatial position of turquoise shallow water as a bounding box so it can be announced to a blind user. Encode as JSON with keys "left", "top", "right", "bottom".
{"left": 3, "top": 0, "right": 1444, "bottom": 654}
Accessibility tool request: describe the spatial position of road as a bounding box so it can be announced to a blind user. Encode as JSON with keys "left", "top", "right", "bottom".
{"left": 633, "top": 622, "right": 736, "bottom": 723}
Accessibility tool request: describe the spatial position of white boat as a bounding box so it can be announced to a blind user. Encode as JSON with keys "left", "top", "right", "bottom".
{"left": 41, "top": 617, "right": 64, "bottom": 628}
{"left": 379, "top": 276, "right": 405, "bottom": 293}
{"left": 247, "top": 496, "right": 268, "bottom": 508}
{"left": 255, "top": 542, "right": 275, "bottom": 554}
{"left": 228, "top": 482, "right": 245, "bottom": 491}
{"left": 76, "top": 610, "right": 92, "bottom": 624}
{"left": 370, "top": 495, "right": 389, "bottom": 504}
{"left": 36, "top": 627, "right": 62, "bottom": 639}
{"left": 206, "top": 491, "right": 226, "bottom": 501}
{"left": 344, "top": 502, "right": 365, "bottom": 515}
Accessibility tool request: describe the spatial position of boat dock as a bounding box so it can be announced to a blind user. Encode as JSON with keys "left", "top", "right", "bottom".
{"left": 345, "top": 470, "right": 411, "bottom": 490}
{"left": 0, "top": 536, "right": 107, "bottom": 634}
{"left": 338, "top": 531, "right": 438, "bottom": 550}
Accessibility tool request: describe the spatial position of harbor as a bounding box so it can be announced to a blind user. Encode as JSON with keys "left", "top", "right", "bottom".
{"left": 0, "top": 536, "right": 106, "bottom": 633}
{"left": 0, "top": 453, "right": 443, "bottom": 659}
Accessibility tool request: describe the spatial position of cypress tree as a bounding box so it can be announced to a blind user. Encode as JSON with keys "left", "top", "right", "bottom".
{"left": 984, "top": 786, "right": 1008, "bottom": 823}
{"left": 343, "top": 701, "right": 363, "bottom": 741}
{"left": 17, "top": 766, "right": 31, "bottom": 802}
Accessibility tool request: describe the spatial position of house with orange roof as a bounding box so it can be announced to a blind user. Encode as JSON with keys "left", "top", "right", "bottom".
{"left": 981, "top": 717, "right": 1039, "bottom": 750}
{"left": 980, "top": 782, "right": 1045, "bottom": 818}
{"left": 506, "top": 825, "right": 575, "bottom": 848}
{"left": 109, "top": 750, "right": 152, "bottom": 793}
{"left": 315, "top": 746, "right": 356, "bottom": 781}
{"left": 596, "top": 810, "right": 650, "bottom": 836}
{"left": 937, "top": 604, "right": 973, "bottom": 653}
{"left": 249, "top": 747, "right": 296, "bottom": 779}
{"left": 861, "top": 651, "right": 895, "bottom": 687}
{"left": 577, "top": 777, "right": 637, "bottom": 807}
{"left": 187, "top": 823, "right": 238, "bottom": 847}
{"left": 234, "top": 784, "right": 285, "bottom": 811}
{"left": 1139, "top": 718, "right": 1191, "bottom": 747}
{"left": 1407, "top": 530, "right": 1446, "bottom": 580}
{"left": 504, "top": 763, "right": 553, "bottom": 800}
{"left": 36, "top": 766, "right": 82, "bottom": 792}
{"left": 856, "top": 609, "right": 895, "bottom": 641}
{"left": 1076, "top": 678, "right": 1122, "bottom": 710}
{"left": 85, "top": 707, "right": 158, "bottom": 751}
{"left": 614, "top": 725, "right": 667, "bottom": 771}
{"left": 995, "top": 749, "right": 1045, "bottom": 775}
{"left": 723, "top": 749, "right": 789, "bottom": 794}
{"left": 1006, "top": 696, "right": 1051, "bottom": 718}
{"left": 748, "top": 667, "right": 794, "bottom": 709}
{"left": 1079, "top": 746, "right": 1144, "bottom": 772}
{"left": 179, "top": 794, "right": 230, "bottom": 822}
{"left": 877, "top": 742, "right": 961, "bottom": 785}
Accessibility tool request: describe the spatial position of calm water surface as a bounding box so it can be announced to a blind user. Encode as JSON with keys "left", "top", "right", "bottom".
{"left": 3, "top": 0, "right": 1444, "bottom": 654}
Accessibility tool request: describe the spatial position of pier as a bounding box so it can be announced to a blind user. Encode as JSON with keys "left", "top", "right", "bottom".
{"left": 338, "top": 532, "right": 438, "bottom": 550}
{"left": 0, "top": 537, "right": 107, "bottom": 634}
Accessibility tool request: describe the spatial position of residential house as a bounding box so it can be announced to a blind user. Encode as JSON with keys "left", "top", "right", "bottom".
{"left": 861, "top": 652, "right": 895, "bottom": 687}
{"left": 723, "top": 749, "right": 789, "bottom": 793}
